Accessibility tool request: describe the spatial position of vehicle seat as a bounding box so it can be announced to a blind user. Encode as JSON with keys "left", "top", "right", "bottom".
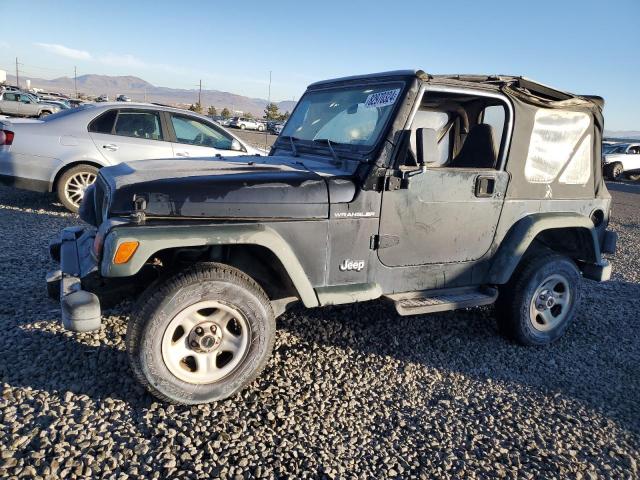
{"left": 449, "top": 124, "right": 497, "bottom": 168}
{"left": 139, "top": 117, "right": 158, "bottom": 139}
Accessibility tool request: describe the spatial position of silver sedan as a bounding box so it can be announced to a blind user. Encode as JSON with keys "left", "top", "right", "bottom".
{"left": 0, "top": 103, "right": 265, "bottom": 211}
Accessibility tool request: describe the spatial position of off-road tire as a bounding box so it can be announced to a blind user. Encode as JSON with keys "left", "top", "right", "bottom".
{"left": 126, "top": 263, "right": 275, "bottom": 404}
{"left": 495, "top": 254, "right": 581, "bottom": 346}
{"left": 605, "top": 162, "right": 624, "bottom": 181}
{"left": 56, "top": 164, "right": 99, "bottom": 213}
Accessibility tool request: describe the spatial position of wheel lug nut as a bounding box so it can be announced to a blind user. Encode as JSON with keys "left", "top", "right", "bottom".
{"left": 190, "top": 340, "right": 198, "bottom": 348}
{"left": 195, "top": 327, "right": 204, "bottom": 336}
{"left": 210, "top": 325, "right": 217, "bottom": 334}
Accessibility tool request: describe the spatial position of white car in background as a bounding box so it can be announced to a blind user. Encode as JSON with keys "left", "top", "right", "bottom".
{"left": 229, "top": 116, "right": 265, "bottom": 131}
{"left": 0, "top": 103, "right": 264, "bottom": 211}
{"left": 603, "top": 143, "right": 640, "bottom": 181}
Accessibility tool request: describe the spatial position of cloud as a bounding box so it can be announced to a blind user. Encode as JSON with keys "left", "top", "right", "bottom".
{"left": 98, "top": 53, "right": 146, "bottom": 68}
{"left": 34, "top": 43, "right": 92, "bottom": 60}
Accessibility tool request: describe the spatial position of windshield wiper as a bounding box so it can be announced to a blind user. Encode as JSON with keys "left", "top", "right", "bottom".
{"left": 280, "top": 135, "right": 299, "bottom": 157}
{"left": 313, "top": 138, "right": 343, "bottom": 167}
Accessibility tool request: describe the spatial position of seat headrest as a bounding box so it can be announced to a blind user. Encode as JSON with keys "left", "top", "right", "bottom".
{"left": 450, "top": 123, "right": 497, "bottom": 168}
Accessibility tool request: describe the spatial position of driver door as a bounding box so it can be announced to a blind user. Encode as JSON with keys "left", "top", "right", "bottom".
{"left": 377, "top": 92, "right": 510, "bottom": 267}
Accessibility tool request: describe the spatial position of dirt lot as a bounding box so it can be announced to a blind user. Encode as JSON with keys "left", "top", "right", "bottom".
{"left": 0, "top": 183, "right": 638, "bottom": 479}
{"left": 232, "top": 128, "right": 278, "bottom": 150}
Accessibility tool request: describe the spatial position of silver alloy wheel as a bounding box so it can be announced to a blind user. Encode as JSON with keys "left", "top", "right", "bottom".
{"left": 529, "top": 273, "right": 572, "bottom": 332}
{"left": 161, "top": 300, "right": 250, "bottom": 384}
{"left": 64, "top": 171, "right": 96, "bottom": 208}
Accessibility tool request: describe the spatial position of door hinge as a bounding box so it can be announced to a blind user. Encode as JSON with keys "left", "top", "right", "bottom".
{"left": 370, "top": 234, "right": 400, "bottom": 250}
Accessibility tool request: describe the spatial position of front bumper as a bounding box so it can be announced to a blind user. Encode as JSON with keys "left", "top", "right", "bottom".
{"left": 46, "top": 227, "right": 102, "bottom": 332}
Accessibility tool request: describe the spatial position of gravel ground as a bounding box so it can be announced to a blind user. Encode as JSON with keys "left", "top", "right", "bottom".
{"left": 0, "top": 183, "right": 638, "bottom": 479}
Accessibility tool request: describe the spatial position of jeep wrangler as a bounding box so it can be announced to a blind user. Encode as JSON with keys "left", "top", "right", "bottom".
{"left": 47, "top": 70, "right": 617, "bottom": 405}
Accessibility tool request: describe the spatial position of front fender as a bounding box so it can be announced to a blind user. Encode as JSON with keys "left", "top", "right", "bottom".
{"left": 101, "top": 223, "right": 320, "bottom": 307}
{"left": 489, "top": 213, "right": 601, "bottom": 284}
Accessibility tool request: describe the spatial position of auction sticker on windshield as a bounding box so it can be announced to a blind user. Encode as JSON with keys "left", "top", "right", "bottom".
{"left": 363, "top": 88, "right": 401, "bottom": 108}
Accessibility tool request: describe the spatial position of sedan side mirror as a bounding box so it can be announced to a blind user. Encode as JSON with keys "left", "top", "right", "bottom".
{"left": 231, "top": 139, "right": 243, "bottom": 151}
{"left": 416, "top": 128, "right": 439, "bottom": 166}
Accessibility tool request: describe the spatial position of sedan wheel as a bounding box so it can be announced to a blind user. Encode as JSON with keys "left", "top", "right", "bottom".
{"left": 56, "top": 164, "right": 99, "bottom": 213}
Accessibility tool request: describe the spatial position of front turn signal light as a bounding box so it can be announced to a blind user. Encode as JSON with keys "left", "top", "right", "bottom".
{"left": 114, "top": 241, "right": 139, "bottom": 264}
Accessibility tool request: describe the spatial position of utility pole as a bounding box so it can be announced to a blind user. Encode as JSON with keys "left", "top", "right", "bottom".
{"left": 15, "top": 57, "right": 19, "bottom": 88}
{"left": 74, "top": 66, "right": 77, "bottom": 98}
{"left": 265, "top": 70, "right": 272, "bottom": 147}
{"left": 198, "top": 79, "right": 202, "bottom": 108}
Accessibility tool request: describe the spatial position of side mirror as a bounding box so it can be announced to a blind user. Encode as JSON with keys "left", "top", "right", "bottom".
{"left": 231, "top": 139, "right": 243, "bottom": 151}
{"left": 416, "top": 128, "right": 438, "bottom": 166}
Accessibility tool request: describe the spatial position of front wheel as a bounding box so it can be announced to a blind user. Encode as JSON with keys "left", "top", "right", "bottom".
{"left": 495, "top": 254, "right": 581, "bottom": 346}
{"left": 239, "top": 124, "right": 246, "bottom": 130}
{"left": 56, "top": 164, "right": 98, "bottom": 212}
{"left": 257, "top": 125, "right": 264, "bottom": 132}
{"left": 126, "top": 263, "right": 275, "bottom": 404}
{"left": 605, "top": 162, "right": 624, "bottom": 181}
{"left": 39, "top": 110, "right": 52, "bottom": 118}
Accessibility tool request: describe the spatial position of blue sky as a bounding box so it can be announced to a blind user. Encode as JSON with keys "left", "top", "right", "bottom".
{"left": 0, "top": 0, "right": 638, "bottom": 130}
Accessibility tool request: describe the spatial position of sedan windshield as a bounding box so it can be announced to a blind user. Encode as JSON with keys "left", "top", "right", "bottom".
{"left": 605, "top": 144, "right": 628, "bottom": 154}
{"left": 281, "top": 82, "right": 405, "bottom": 150}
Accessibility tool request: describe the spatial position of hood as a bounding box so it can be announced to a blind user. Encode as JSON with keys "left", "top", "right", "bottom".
{"left": 100, "top": 155, "right": 354, "bottom": 220}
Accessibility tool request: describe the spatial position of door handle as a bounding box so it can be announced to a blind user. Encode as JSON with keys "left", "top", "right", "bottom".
{"left": 102, "top": 144, "right": 118, "bottom": 151}
{"left": 176, "top": 151, "right": 190, "bottom": 157}
{"left": 475, "top": 175, "right": 496, "bottom": 198}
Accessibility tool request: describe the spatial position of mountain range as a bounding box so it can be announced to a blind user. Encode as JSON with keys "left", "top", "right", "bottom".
{"left": 604, "top": 130, "right": 640, "bottom": 141}
{"left": 5, "top": 73, "right": 297, "bottom": 116}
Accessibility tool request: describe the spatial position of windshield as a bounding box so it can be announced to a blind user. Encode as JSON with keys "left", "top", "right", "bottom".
{"left": 281, "top": 82, "right": 404, "bottom": 150}
{"left": 605, "top": 144, "right": 628, "bottom": 154}
{"left": 42, "top": 103, "right": 95, "bottom": 121}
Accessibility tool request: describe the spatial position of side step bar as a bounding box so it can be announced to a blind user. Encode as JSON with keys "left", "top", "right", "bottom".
{"left": 385, "top": 286, "right": 498, "bottom": 316}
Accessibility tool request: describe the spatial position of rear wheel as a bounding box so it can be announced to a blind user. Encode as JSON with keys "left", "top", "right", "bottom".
{"left": 56, "top": 164, "right": 99, "bottom": 213}
{"left": 126, "top": 263, "right": 275, "bottom": 404}
{"left": 38, "top": 110, "right": 52, "bottom": 118}
{"left": 240, "top": 124, "right": 246, "bottom": 130}
{"left": 495, "top": 254, "right": 581, "bottom": 346}
{"left": 257, "top": 125, "right": 265, "bottom": 132}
